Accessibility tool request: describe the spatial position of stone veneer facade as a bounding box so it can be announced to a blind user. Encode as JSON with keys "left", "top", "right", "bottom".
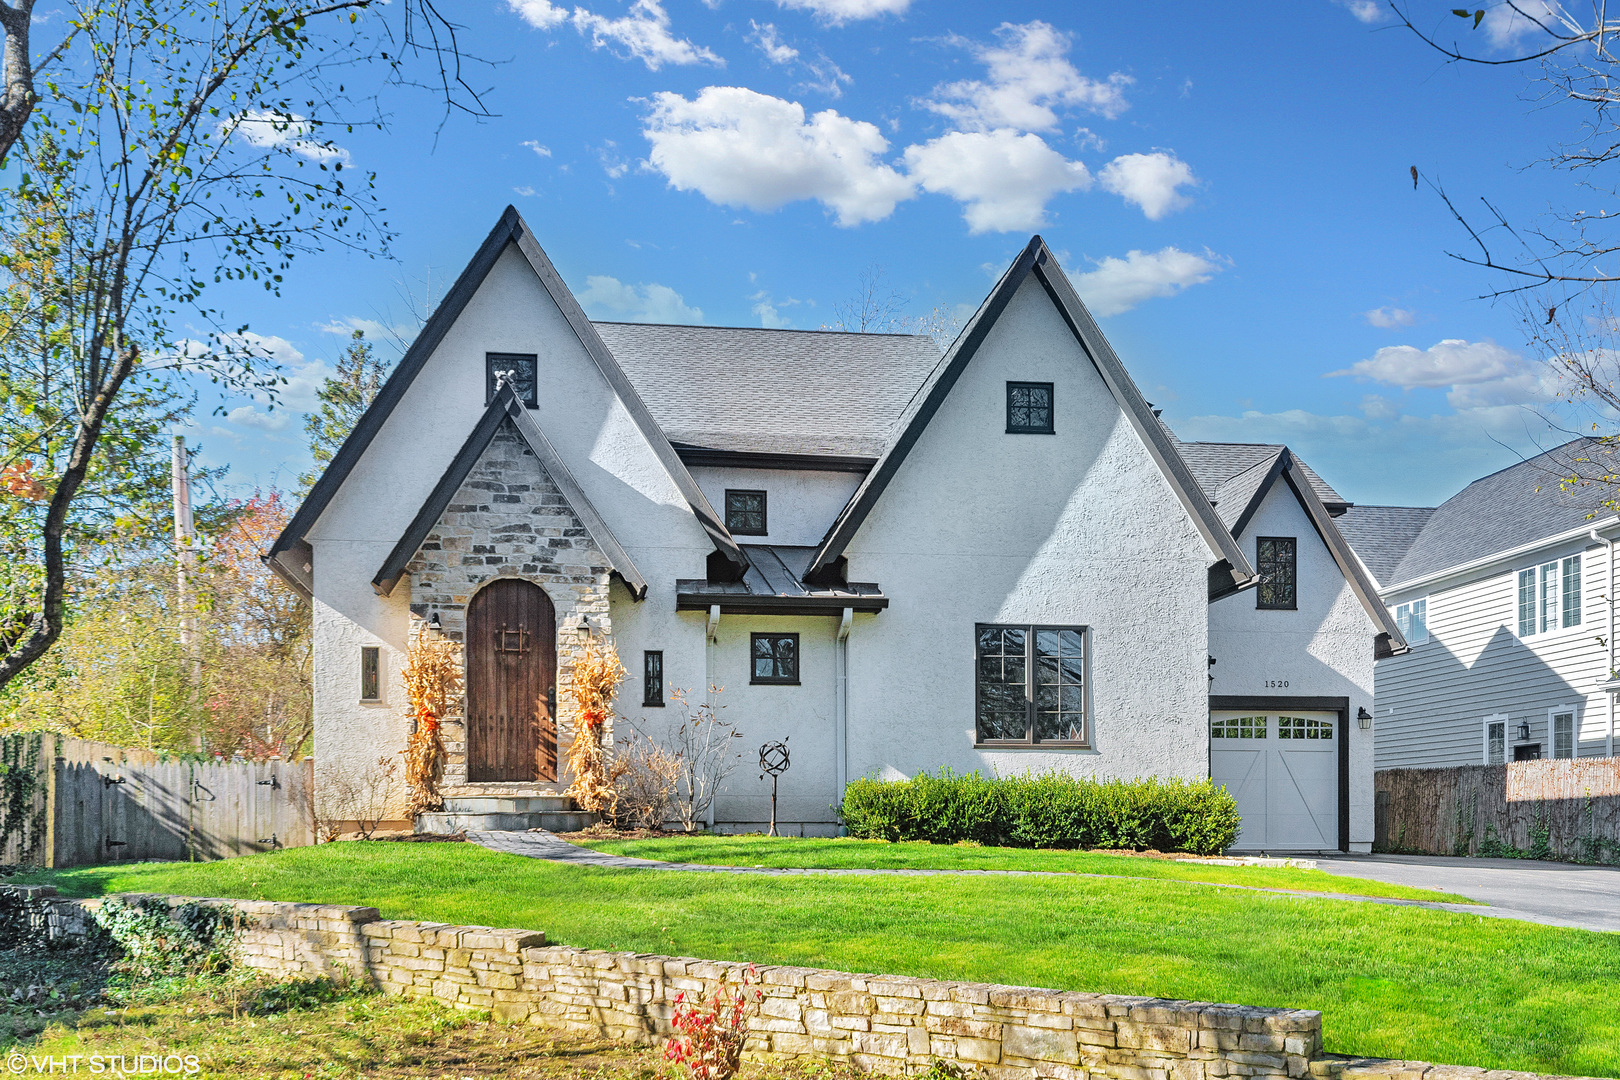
{"left": 403, "top": 421, "right": 615, "bottom": 788}
{"left": 8, "top": 884, "right": 1592, "bottom": 1080}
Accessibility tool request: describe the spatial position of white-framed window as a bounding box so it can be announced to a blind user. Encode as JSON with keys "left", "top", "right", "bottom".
{"left": 1517, "top": 555, "right": 1581, "bottom": 637}
{"left": 1394, "top": 598, "right": 1428, "bottom": 644}
{"left": 1551, "top": 707, "right": 1576, "bottom": 759}
{"left": 1483, "top": 715, "right": 1506, "bottom": 765}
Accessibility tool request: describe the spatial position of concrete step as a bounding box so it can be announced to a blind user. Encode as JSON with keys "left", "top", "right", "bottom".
{"left": 441, "top": 795, "right": 574, "bottom": 814}
{"left": 415, "top": 809, "right": 598, "bottom": 834}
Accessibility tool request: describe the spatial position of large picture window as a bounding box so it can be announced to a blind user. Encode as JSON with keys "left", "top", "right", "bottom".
{"left": 1517, "top": 555, "right": 1581, "bottom": 637}
{"left": 1256, "top": 536, "right": 1297, "bottom": 610}
{"left": 975, "top": 624, "right": 1086, "bottom": 745}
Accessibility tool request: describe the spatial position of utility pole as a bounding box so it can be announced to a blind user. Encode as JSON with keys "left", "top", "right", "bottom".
{"left": 172, "top": 435, "right": 202, "bottom": 745}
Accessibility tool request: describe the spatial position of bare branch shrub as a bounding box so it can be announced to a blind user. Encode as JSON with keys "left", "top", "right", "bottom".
{"left": 612, "top": 729, "right": 681, "bottom": 830}
{"left": 667, "top": 687, "right": 745, "bottom": 833}
{"left": 314, "top": 755, "right": 400, "bottom": 840}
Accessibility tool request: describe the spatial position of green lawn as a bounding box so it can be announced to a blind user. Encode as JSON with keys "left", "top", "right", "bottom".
{"left": 18, "top": 843, "right": 1620, "bottom": 1078}
{"left": 571, "top": 834, "right": 1474, "bottom": 902}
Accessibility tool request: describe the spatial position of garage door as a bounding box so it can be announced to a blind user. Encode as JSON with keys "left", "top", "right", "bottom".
{"left": 1209, "top": 711, "right": 1338, "bottom": 851}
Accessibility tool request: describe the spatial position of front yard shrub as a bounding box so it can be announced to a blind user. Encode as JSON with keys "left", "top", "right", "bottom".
{"left": 841, "top": 771, "right": 1240, "bottom": 855}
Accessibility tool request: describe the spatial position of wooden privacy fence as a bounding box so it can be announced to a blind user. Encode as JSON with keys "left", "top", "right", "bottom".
{"left": 1375, "top": 758, "right": 1620, "bottom": 861}
{"left": 0, "top": 733, "right": 314, "bottom": 869}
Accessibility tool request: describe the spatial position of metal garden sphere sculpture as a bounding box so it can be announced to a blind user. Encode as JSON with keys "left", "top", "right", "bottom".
{"left": 758, "top": 738, "right": 790, "bottom": 836}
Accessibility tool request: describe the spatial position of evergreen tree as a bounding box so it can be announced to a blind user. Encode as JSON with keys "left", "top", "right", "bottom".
{"left": 300, "top": 330, "right": 388, "bottom": 493}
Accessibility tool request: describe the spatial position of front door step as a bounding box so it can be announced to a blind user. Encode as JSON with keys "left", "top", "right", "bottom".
{"left": 416, "top": 792, "right": 596, "bottom": 834}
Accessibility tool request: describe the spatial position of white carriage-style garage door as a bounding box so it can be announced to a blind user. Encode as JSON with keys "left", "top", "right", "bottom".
{"left": 1209, "top": 711, "right": 1339, "bottom": 851}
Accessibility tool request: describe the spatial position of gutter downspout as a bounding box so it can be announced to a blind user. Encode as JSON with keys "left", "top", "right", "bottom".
{"left": 1595, "top": 531, "right": 1617, "bottom": 759}
{"left": 836, "top": 607, "right": 852, "bottom": 832}
{"left": 706, "top": 605, "right": 720, "bottom": 830}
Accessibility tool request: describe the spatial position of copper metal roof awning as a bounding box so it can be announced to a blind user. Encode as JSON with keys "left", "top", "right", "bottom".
{"left": 676, "top": 545, "right": 888, "bottom": 616}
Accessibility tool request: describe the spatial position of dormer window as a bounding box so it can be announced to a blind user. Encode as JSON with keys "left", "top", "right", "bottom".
{"left": 486, "top": 352, "right": 538, "bottom": 408}
{"left": 725, "top": 489, "right": 767, "bottom": 536}
{"left": 1006, "top": 382, "right": 1054, "bottom": 434}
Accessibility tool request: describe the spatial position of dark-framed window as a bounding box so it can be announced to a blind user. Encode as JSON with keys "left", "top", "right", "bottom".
{"left": 642, "top": 650, "right": 664, "bottom": 707}
{"left": 360, "top": 646, "right": 380, "bottom": 702}
{"left": 725, "top": 490, "right": 767, "bottom": 536}
{"left": 975, "top": 624, "right": 1086, "bottom": 745}
{"left": 751, "top": 633, "right": 799, "bottom": 685}
{"left": 1256, "top": 537, "right": 1297, "bottom": 610}
{"left": 1006, "top": 382, "right": 1054, "bottom": 434}
{"left": 486, "top": 352, "right": 538, "bottom": 408}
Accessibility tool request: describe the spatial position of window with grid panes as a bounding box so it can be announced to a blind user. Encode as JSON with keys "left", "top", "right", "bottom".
{"left": 1256, "top": 537, "right": 1297, "bottom": 610}
{"left": 975, "top": 625, "right": 1085, "bottom": 744}
{"left": 1005, "top": 382, "right": 1054, "bottom": 434}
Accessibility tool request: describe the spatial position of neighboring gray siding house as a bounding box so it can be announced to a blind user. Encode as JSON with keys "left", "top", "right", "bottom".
{"left": 1341, "top": 439, "right": 1620, "bottom": 768}
{"left": 268, "top": 207, "right": 1405, "bottom": 851}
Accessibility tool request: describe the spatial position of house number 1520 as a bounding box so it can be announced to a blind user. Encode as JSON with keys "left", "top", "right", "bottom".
{"left": 1265, "top": 680, "right": 1290, "bottom": 689}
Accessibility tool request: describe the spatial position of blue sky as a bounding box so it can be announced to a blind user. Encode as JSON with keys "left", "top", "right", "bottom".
{"left": 191, "top": 0, "right": 1585, "bottom": 510}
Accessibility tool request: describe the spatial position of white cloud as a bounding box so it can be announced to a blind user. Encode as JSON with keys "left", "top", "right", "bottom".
{"left": 751, "top": 290, "right": 792, "bottom": 328}
{"left": 506, "top": 0, "right": 720, "bottom": 70}
{"left": 749, "top": 21, "right": 798, "bottom": 64}
{"left": 643, "top": 86, "right": 914, "bottom": 226}
{"left": 1069, "top": 247, "right": 1224, "bottom": 316}
{"left": 925, "top": 22, "right": 1132, "bottom": 132}
{"left": 771, "top": 0, "right": 909, "bottom": 25}
{"left": 1364, "top": 306, "right": 1418, "bottom": 328}
{"left": 1481, "top": 1, "right": 1563, "bottom": 49}
{"left": 223, "top": 110, "right": 350, "bottom": 164}
{"left": 1097, "top": 151, "right": 1196, "bottom": 220}
{"left": 515, "top": 185, "right": 540, "bottom": 197}
{"left": 1328, "top": 337, "right": 1572, "bottom": 410}
{"left": 904, "top": 129, "right": 1089, "bottom": 233}
{"left": 1333, "top": 0, "right": 1384, "bottom": 24}
{"left": 577, "top": 275, "right": 703, "bottom": 324}
{"left": 227, "top": 405, "right": 290, "bottom": 432}
{"left": 522, "top": 140, "right": 553, "bottom": 158}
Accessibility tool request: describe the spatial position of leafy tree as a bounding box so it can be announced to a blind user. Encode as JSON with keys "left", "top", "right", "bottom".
{"left": 0, "top": 0, "right": 484, "bottom": 692}
{"left": 300, "top": 329, "right": 388, "bottom": 493}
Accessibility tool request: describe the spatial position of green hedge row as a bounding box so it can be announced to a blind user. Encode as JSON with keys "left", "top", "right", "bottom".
{"left": 839, "top": 771, "right": 1241, "bottom": 855}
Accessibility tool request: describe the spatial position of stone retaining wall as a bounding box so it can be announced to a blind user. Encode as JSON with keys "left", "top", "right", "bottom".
{"left": 4, "top": 886, "right": 1598, "bottom": 1080}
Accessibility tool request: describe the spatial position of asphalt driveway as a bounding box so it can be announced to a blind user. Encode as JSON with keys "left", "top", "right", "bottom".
{"left": 1317, "top": 853, "right": 1620, "bottom": 932}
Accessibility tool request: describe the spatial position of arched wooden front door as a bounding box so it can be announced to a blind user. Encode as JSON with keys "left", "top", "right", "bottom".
{"left": 466, "top": 579, "right": 557, "bottom": 783}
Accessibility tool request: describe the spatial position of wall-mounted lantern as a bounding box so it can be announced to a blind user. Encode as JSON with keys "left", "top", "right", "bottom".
{"left": 1357, "top": 707, "right": 1372, "bottom": 730}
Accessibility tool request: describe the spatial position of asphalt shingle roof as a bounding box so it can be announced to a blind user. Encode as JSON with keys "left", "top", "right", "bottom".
{"left": 1172, "top": 439, "right": 1347, "bottom": 509}
{"left": 1335, "top": 505, "right": 1436, "bottom": 587}
{"left": 597, "top": 322, "right": 942, "bottom": 459}
{"left": 1384, "top": 437, "right": 1619, "bottom": 587}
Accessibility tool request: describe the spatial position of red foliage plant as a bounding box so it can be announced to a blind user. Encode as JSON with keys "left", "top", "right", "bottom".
{"left": 663, "top": 965, "right": 763, "bottom": 1080}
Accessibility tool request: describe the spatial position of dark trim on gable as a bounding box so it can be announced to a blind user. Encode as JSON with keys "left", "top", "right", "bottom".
{"left": 261, "top": 540, "right": 314, "bottom": 602}
{"left": 1275, "top": 451, "right": 1409, "bottom": 658}
{"left": 269, "top": 206, "right": 749, "bottom": 581}
{"left": 1227, "top": 452, "right": 1289, "bottom": 540}
{"left": 371, "top": 382, "right": 649, "bottom": 600}
{"left": 673, "top": 445, "right": 876, "bottom": 473}
{"left": 804, "top": 235, "right": 1256, "bottom": 599}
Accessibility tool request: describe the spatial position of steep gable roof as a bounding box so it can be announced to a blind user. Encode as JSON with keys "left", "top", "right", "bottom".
{"left": 804, "top": 235, "right": 1256, "bottom": 600}
{"left": 266, "top": 206, "right": 749, "bottom": 594}
{"left": 1386, "top": 437, "right": 1616, "bottom": 587}
{"left": 1176, "top": 439, "right": 1348, "bottom": 512}
{"left": 1335, "top": 505, "right": 1435, "bottom": 588}
{"left": 372, "top": 380, "right": 647, "bottom": 599}
{"left": 600, "top": 322, "right": 941, "bottom": 461}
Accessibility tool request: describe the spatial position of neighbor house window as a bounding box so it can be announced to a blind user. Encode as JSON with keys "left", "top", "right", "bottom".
{"left": 751, "top": 633, "right": 799, "bottom": 684}
{"left": 1256, "top": 537, "right": 1297, "bottom": 610}
{"left": 1005, "top": 382, "right": 1054, "bottom": 434}
{"left": 1277, "top": 715, "right": 1333, "bottom": 740}
{"left": 725, "top": 490, "right": 767, "bottom": 536}
{"left": 360, "top": 646, "right": 380, "bottom": 702}
{"left": 1553, "top": 709, "right": 1576, "bottom": 759}
{"left": 1517, "top": 555, "right": 1581, "bottom": 636}
{"left": 486, "top": 352, "right": 538, "bottom": 408}
{"left": 642, "top": 650, "right": 664, "bottom": 707}
{"left": 975, "top": 625, "right": 1086, "bottom": 745}
{"left": 1485, "top": 718, "right": 1506, "bottom": 765}
{"left": 1395, "top": 598, "right": 1428, "bottom": 644}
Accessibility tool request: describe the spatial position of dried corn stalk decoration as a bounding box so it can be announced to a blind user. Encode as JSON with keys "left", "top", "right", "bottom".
{"left": 562, "top": 633, "right": 627, "bottom": 817}
{"left": 402, "top": 624, "right": 463, "bottom": 817}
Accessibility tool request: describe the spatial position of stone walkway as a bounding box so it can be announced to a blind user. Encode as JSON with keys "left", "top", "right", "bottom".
{"left": 467, "top": 829, "right": 1538, "bottom": 925}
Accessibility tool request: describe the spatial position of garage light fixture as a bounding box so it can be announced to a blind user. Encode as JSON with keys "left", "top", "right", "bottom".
{"left": 1357, "top": 707, "right": 1372, "bottom": 730}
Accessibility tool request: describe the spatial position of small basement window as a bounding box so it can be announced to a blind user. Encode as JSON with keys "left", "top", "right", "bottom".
{"left": 643, "top": 650, "right": 664, "bottom": 707}
{"left": 360, "top": 646, "right": 380, "bottom": 702}
{"left": 1256, "top": 536, "right": 1297, "bottom": 610}
{"left": 975, "top": 625, "right": 1085, "bottom": 745}
{"left": 751, "top": 633, "right": 799, "bottom": 685}
{"left": 725, "top": 490, "right": 767, "bottom": 536}
{"left": 486, "top": 352, "right": 538, "bottom": 408}
{"left": 1006, "top": 382, "right": 1054, "bottom": 434}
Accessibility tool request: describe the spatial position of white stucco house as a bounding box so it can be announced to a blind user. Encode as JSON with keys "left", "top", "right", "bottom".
{"left": 1339, "top": 439, "right": 1620, "bottom": 768}
{"left": 267, "top": 207, "right": 1406, "bottom": 852}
